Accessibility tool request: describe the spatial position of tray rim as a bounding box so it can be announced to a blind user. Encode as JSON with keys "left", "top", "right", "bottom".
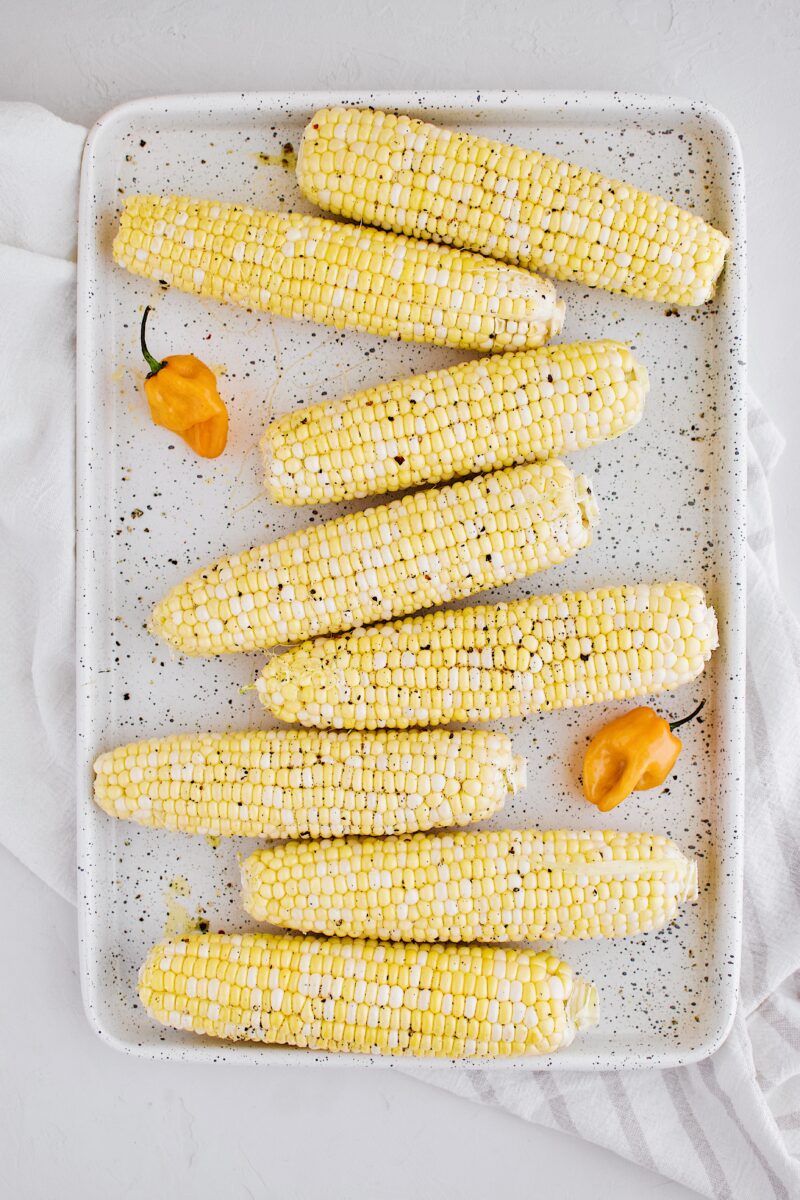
{"left": 75, "top": 87, "right": 747, "bottom": 1070}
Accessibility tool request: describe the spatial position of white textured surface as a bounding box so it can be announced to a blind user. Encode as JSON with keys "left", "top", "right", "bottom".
{"left": 77, "top": 91, "right": 744, "bottom": 1072}
{"left": 2, "top": 0, "right": 798, "bottom": 1196}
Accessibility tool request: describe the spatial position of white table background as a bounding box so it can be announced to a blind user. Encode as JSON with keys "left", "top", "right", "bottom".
{"left": 1, "top": 2, "right": 797, "bottom": 1197}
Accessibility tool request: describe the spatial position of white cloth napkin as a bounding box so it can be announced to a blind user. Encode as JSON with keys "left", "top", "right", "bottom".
{"left": 1, "top": 102, "right": 798, "bottom": 1200}
{"left": 0, "top": 103, "right": 85, "bottom": 901}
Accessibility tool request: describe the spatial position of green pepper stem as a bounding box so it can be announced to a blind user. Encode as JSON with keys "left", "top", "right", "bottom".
{"left": 669, "top": 699, "right": 706, "bottom": 732}
{"left": 140, "top": 306, "right": 166, "bottom": 377}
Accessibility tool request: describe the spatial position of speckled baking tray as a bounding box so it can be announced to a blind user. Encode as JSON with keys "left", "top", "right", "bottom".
{"left": 76, "top": 91, "right": 746, "bottom": 1069}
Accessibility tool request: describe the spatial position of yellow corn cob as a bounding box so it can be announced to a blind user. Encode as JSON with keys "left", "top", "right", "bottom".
{"left": 139, "top": 931, "right": 598, "bottom": 1057}
{"left": 93, "top": 728, "right": 524, "bottom": 838}
{"left": 242, "top": 829, "right": 698, "bottom": 942}
{"left": 256, "top": 581, "right": 717, "bottom": 729}
{"left": 152, "top": 460, "right": 597, "bottom": 656}
{"left": 113, "top": 194, "right": 564, "bottom": 352}
{"left": 263, "top": 340, "right": 648, "bottom": 505}
{"left": 298, "top": 107, "right": 729, "bottom": 306}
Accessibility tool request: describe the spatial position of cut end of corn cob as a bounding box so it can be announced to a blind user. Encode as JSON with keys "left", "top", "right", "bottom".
{"left": 151, "top": 460, "right": 597, "bottom": 656}
{"left": 297, "top": 107, "right": 729, "bottom": 306}
{"left": 255, "top": 582, "right": 717, "bottom": 729}
{"left": 241, "top": 829, "right": 699, "bottom": 942}
{"left": 92, "top": 728, "right": 522, "bottom": 838}
{"left": 138, "top": 931, "right": 598, "bottom": 1057}
{"left": 569, "top": 978, "right": 599, "bottom": 1033}
{"left": 509, "top": 755, "right": 527, "bottom": 794}
{"left": 575, "top": 473, "right": 599, "bottom": 529}
{"left": 113, "top": 193, "right": 564, "bottom": 352}
{"left": 262, "top": 340, "right": 648, "bottom": 506}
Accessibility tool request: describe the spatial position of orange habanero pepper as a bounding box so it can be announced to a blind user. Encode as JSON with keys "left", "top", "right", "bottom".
{"left": 139, "top": 306, "right": 228, "bottom": 458}
{"left": 582, "top": 700, "right": 706, "bottom": 812}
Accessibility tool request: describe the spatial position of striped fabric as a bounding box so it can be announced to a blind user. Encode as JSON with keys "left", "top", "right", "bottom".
{"left": 405, "top": 397, "right": 800, "bottom": 1200}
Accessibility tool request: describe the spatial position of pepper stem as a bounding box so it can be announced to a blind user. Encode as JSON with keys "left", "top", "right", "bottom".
{"left": 140, "top": 306, "right": 166, "bottom": 377}
{"left": 669, "top": 699, "right": 706, "bottom": 732}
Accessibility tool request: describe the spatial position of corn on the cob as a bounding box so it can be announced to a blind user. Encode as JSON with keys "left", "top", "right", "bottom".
{"left": 152, "top": 460, "right": 597, "bottom": 656}
{"left": 113, "top": 194, "right": 564, "bottom": 352}
{"left": 298, "top": 107, "right": 729, "bottom": 306}
{"left": 93, "top": 728, "right": 524, "bottom": 838}
{"left": 139, "top": 931, "right": 598, "bottom": 1057}
{"left": 263, "top": 340, "right": 647, "bottom": 505}
{"left": 256, "top": 582, "right": 716, "bottom": 729}
{"left": 242, "top": 829, "right": 698, "bottom": 942}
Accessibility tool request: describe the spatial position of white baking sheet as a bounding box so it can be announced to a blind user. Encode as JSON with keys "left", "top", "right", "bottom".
{"left": 76, "top": 90, "right": 746, "bottom": 1068}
